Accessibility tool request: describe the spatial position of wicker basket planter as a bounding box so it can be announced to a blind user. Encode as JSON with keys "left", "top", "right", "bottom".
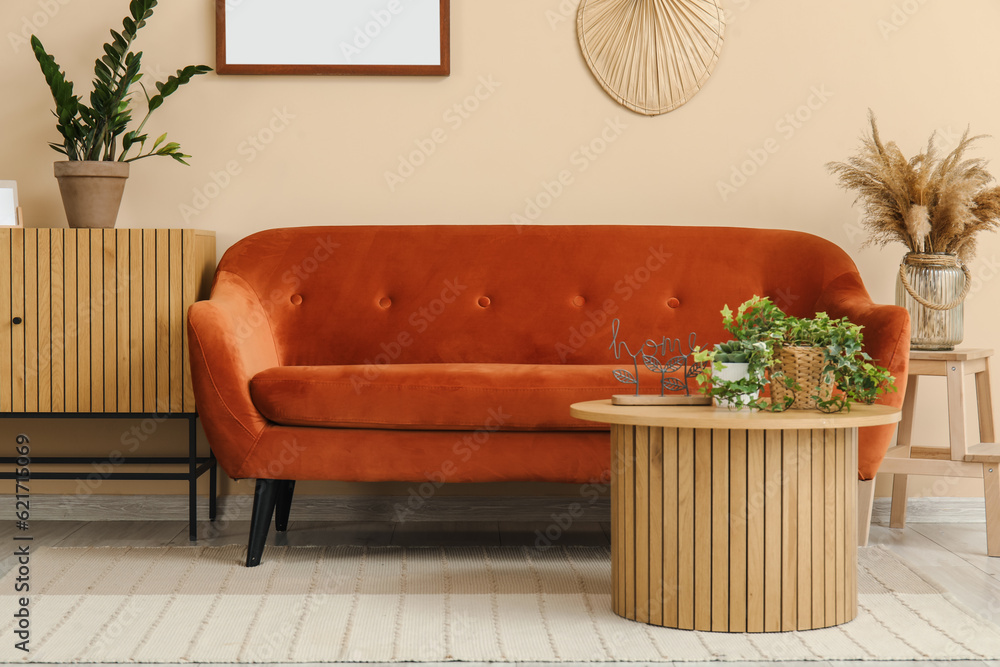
{"left": 770, "top": 346, "right": 835, "bottom": 410}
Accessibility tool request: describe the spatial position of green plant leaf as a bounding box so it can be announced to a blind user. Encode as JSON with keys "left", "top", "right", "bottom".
{"left": 31, "top": 35, "right": 84, "bottom": 157}
{"left": 33, "top": 0, "right": 206, "bottom": 165}
{"left": 147, "top": 65, "right": 211, "bottom": 115}
{"left": 94, "top": 59, "right": 113, "bottom": 82}
{"left": 129, "top": 0, "right": 158, "bottom": 28}
{"left": 103, "top": 43, "right": 121, "bottom": 62}
{"left": 111, "top": 30, "right": 128, "bottom": 52}
{"left": 157, "top": 141, "right": 179, "bottom": 153}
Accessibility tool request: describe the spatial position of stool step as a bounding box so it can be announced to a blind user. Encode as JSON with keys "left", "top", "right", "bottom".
{"left": 965, "top": 443, "right": 1000, "bottom": 463}
{"left": 911, "top": 446, "right": 953, "bottom": 461}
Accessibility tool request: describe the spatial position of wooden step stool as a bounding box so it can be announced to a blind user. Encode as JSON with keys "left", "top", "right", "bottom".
{"left": 877, "top": 348, "right": 1000, "bottom": 556}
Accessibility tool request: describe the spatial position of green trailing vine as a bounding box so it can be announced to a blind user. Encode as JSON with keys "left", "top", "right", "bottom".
{"left": 694, "top": 296, "right": 896, "bottom": 412}
{"left": 693, "top": 297, "right": 778, "bottom": 410}
{"left": 30, "top": 0, "right": 211, "bottom": 165}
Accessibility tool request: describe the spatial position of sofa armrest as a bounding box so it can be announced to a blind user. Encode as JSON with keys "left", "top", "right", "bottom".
{"left": 815, "top": 271, "right": 911, "bottom": 479}
{"left": 187, "top": 270, "right": 280, "bottom": 479}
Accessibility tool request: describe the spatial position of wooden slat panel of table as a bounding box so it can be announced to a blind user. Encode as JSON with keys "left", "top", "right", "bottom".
{"left": 574, "top": 400, "right": 900, "bottom": 632}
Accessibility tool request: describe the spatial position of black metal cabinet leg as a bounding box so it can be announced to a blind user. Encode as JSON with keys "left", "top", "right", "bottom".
{"left": 247, "top": 479, "right": 279, "bottom": 567}
{"left": 274, "top": 480, "right": 296, "bottom": 532}
{"left": 188, "top": 416, "right": 198, "bottom": 541}
{"left": 0, "top": 414, "right": 216, "bottom": 529}
{"left": 209, "top": 452, "right": 218, "bottom": 521}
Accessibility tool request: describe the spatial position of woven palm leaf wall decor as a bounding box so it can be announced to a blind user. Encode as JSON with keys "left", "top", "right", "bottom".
{"left": 577, "top": 0, "right": 725, "bottom": 116}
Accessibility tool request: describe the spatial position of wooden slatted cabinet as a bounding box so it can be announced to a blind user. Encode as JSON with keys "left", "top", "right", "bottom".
{"left": 1, "top": 228, "right": 215, "bottom": 413}
{"left": 0, "top": 228, "right": 217, "bottom": 540}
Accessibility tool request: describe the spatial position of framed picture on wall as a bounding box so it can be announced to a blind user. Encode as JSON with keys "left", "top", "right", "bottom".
{"left": 0, "top": 181, "right": 21, "bottom": 228}
{"left": 216, "top": 0, "right": 450, "bottom": 76}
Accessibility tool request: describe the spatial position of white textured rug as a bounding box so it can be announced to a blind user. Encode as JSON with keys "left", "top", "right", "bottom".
{"left": 1, "top": 545, "right": 998, "bottom": 663}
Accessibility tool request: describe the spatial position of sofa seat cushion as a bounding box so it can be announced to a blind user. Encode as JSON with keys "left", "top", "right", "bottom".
{"left": 250, "top": 363, "right": 673, "bottom": 431}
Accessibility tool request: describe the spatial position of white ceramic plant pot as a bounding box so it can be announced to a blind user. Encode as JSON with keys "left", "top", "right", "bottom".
{"left": 713, "top": 361, "right": 759, "bottom": 409}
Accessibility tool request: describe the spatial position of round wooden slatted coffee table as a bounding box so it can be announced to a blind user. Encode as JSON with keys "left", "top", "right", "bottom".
{"left": 570, "top": 400, "right": 900, "bottom": 633}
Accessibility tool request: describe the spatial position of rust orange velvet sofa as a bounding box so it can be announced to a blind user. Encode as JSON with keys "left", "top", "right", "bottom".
{"left": 187, "top": 225, "right": 909, "bottom": 565}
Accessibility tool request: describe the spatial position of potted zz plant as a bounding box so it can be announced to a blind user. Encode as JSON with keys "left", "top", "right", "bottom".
{"left": 695, "top": 296, "right": 896, "bottom": 412}
{"left": 31, "top": 0, "right": 211, "bottom": 228}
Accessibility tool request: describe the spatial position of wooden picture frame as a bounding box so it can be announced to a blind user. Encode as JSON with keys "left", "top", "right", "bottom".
{"left": 0, "top": 181, "right": 21, "bottom": 228}
{"left": 216, "top": 0, "right": 450, "bottom": 76}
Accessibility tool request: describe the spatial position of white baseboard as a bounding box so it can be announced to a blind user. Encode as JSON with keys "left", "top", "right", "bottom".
{"left": 871, "top": 497, "right": 987, "bottom": 524}
{"left": 7, "top": 495, "right": 613, "bottom": 523}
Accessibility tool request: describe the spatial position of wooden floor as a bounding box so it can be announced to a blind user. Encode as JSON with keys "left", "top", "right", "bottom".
{"left": 3, "top": 519, "right": 999, "bottom": 667}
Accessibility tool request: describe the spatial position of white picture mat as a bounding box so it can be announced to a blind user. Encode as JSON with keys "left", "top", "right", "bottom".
{"left": 0, "top": 181, "right": 17, "bottom": 227}
{"left": 225, "top": 0, "right": 441, "bottom": 66}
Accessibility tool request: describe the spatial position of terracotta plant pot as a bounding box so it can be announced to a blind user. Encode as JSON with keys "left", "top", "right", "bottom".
{"left": 54, "top": 161, "right": 130, "bottom": 229}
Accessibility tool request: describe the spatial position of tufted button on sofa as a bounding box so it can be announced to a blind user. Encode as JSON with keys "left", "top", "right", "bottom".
{"left": 187, "top": 225, "right": 909, "bottom": 565}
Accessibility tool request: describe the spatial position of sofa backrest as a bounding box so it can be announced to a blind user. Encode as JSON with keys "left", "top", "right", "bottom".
{"left": 213, "top": 225, "right": 865, "bottom": 366}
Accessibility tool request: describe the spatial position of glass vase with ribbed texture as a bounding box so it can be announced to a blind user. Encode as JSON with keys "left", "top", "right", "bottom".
{"left": 895, "top": 253, "right": 966, "bottom": 351}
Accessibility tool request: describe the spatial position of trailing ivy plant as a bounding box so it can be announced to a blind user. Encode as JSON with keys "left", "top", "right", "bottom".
{"left": 695, "top": 296, "right": 896, "bottom": 412}
{"left": 694, "top": 297, "right": 780, "bottom": 410}
{"left": 768, "top": 309, "right": 897, "bottom": 412}
{"left": 30, "top": 0, "right": 211, "bottom": 164}
{"left": 693, "top": 339, "right": 767, "bottom": 409}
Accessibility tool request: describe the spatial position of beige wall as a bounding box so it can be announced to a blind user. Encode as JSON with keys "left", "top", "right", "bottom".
{"left": 2, "top": 0, "right": 999, "bottom": 499}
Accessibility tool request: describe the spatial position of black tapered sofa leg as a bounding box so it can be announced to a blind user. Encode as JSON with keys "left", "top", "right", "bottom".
{"left": 274, "top": 480, "right": 296, "bottom": 533}
{"left": 246, "top": 479, "right": 279, "bottom": 567}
